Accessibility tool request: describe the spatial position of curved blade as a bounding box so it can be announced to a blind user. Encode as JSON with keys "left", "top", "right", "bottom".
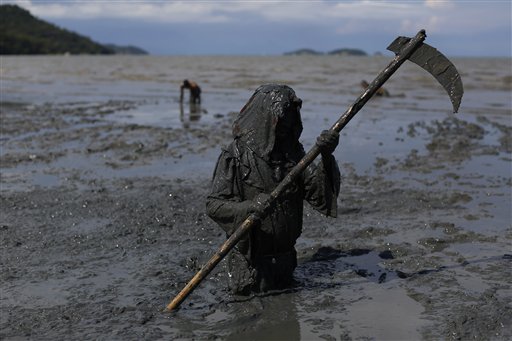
{"left": 388, "top": 36, "right": 463, "bottom": 113}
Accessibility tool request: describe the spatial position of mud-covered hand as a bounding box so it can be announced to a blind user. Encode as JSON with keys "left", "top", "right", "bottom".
{"left": 232, "top": 193, "right": 272, "bottom": 238}
{"left": 236, "top": 193, "right": 272, "bottom": 222}
{"left": 316, "top": 130, "right": 339, "bottom": 156}
{"left": 249, "top": 193, "right": 272, "bottom": 219}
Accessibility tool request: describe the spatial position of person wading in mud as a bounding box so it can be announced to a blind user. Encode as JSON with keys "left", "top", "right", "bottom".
{"left": 180, "top": 79, "right": 201, "bottom": 104}
{"left": 361, "top": 80, "right": 390, "bottom": 97}
{"left": 206, "top": 84, "right": 340, "bottom": 295}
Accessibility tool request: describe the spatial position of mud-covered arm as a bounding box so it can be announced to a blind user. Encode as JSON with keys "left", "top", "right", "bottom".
{"left": 180, "top": 85, "right": 185, "bottom": 102}
{"left": 206, "top": 150, "right": 254, "bottom": 235}
{"left": 303, "top": 154, "right": 341, "bottom": 217}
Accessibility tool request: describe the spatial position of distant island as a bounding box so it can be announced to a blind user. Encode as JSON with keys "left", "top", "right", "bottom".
{"left": 283, "top": 48, "right": 324, "bottom": 56}
{"left": 327, "top": 48, "right": 367, "bottom": 56}
{"left": 284, "top": 47, "right": 368, "bottom": 56}
{"left": 0, "top": 4, "right": 147, "bottom": 55}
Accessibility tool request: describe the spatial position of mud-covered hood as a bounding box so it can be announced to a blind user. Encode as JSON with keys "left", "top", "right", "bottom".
{"left": 232, "top": 84, "right": 303, "bottom": 160}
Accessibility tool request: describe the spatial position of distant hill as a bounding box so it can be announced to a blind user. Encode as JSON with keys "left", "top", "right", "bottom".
{"left": 284, "top": 47, "right": 368, "bottom": 56}
{"left": 284, "top": 48, "right": 324, "bottom": 56}
{"left": 328, "top": 48, "right": 367, "bottom": 56}
{"left": 0, "top": 4, "right": 113, "bottom": 55}
{"left": 0, "top": 4, "right": 145, "bottom": 55}
{"left": 104, "top": 44, "right": 148, "bottom": 55}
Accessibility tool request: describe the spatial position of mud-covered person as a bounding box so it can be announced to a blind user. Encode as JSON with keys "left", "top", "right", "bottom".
{"left": 361, "top": 79, "right": 390, "bottom": 97}
{"left": 180, "top": 79, "right": 201, "bottom": 104}
{"left": 206, "top": 84, "right": 340, "bottom": 295}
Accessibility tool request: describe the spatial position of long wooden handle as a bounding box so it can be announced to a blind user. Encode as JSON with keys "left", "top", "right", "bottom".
{"left": 165, "top": 29, "right": 427, "bottom": 312}
{"left": 165, "top": 214, "right": 258, "bottom": 311}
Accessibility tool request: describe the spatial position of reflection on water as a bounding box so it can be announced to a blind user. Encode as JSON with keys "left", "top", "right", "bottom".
{"left": 180, "top": 102, "right": 203, "bottom": 128}
{"left": 224, "top": 294, "right": 301, "bottom": 341}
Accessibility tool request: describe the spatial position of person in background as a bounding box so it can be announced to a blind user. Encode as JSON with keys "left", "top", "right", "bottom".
{"left": 180, "top": 79, "right": 201, "bottom": 104}
{"left": 361, "top": 80, "right": 390, "bottom": 97}
{"left": 206, "top": 84, "right": 340, "bottom": 295}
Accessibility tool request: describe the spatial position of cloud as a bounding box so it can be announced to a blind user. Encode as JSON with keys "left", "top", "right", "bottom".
{"left": 10, "top": 0, "right": 231, "bottom": 23}
{"left": 2, "top": 1, "right": 448, "bottom": 24}
{"left": 424, "top": 0, "right": 453, "bottom": 9}
{"left": 400, "top": 15, "right": 443, "bottom": 34}
{"left": 7, "top": 0, "right": 511, "bottom": 56}
{"left": 9, "top": 0, "right": 510, "bottom": 34}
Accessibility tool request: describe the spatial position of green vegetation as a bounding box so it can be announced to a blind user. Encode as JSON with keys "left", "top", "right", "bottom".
{"left": 104, "top": 44, "right": 148, "bottom": 55}
{"left": 0, "top": 4, "right": 114, "bottom": 55}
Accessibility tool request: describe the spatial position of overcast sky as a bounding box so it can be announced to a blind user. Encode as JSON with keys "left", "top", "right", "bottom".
{"left": 9, "top": 0, "right": 512, "bottom": 56}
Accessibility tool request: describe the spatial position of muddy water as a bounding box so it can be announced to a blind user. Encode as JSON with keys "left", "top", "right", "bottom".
{"left": 1, "top": 55, "right": 511, "bottom": 340}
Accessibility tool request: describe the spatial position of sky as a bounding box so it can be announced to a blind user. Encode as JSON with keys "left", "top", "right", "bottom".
{"left": 7, "top": 0, "right": 512, "bottom": 57}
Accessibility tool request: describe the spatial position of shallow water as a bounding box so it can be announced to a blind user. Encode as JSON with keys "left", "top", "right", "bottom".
{"left": 3, "top": 55, "right": 510, "bottom": 173}
{"left": 1, "top": 55, "right": 511, "bottom": 340}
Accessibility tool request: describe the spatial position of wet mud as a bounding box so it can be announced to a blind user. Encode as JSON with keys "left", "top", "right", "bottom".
{"left": 1, "top": 93, "right": 511, "bottom": 340}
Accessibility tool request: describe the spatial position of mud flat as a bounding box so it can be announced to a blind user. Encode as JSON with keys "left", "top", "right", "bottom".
{"left": 1, "top": 96, "right": 511, "bottom": 340}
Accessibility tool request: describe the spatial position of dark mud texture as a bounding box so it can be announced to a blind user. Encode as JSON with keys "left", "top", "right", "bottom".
{"left": 1, "top": 101, "right": 511, "bottom": 340}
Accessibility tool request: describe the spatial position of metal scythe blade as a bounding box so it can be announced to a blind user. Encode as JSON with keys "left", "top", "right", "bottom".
{"left": 387, "top": 36, "right": 464, "bottom": 113}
